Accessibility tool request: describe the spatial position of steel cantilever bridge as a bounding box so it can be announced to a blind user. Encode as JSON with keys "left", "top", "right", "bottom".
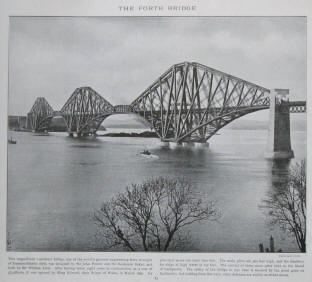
{"left": 26, "top": 62, "right": 306, "bottom": 143}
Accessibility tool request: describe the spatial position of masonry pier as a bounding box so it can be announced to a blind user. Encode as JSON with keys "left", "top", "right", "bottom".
{"left": 266, "top": 89, "right": 294, "bottom": 159}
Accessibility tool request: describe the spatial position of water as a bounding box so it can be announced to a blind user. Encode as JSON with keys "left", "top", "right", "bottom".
{"left": 7, "top": 128, "right": 306, "bottom": 252}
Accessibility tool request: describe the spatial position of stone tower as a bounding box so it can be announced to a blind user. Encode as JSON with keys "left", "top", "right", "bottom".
{"left": 265, "top": 89, "right": 294, "bottom": 159}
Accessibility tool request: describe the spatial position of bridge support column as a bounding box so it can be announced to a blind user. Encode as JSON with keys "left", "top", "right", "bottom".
{"left": 160, "top": 141, "right": 170, "bottom": 148}
{"left": 265, "top": 89, "right": 294, "bottom": 159}
{"left": 182, "top": 142, "right": 195, "bottom": 147}
{"left": 196, "top": 142, "right": 209, "bottom": 148}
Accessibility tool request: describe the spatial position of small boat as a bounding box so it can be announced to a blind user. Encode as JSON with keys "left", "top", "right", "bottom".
{"left": 8, "top": 137, "right": 17, "bottom": 144}
{"left": 140, "top": 149, "right": 151, "bottom": 155}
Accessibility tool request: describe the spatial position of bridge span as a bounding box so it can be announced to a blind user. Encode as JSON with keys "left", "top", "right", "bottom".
{"left": 25, "top": 62, "right": 306, "bottom": 159}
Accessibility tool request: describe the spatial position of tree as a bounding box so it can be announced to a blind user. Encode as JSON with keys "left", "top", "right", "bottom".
{"left": 93, "top": 177, "right": 219, "bottom": 251}
{"left": 261, "top": 160, "right": 306, "bottom": 252}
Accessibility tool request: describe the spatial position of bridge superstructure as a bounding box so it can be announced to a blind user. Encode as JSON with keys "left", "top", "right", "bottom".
{"left": 131, "top": 62, "right": 271, "bottom": 143}
{"left": 25, "top": 62, "right": 306, "bottom": 158}
{"left": 60, "top": 87, "right": 114, "bottom": 136}
{"left": 26, "top": 97, "right": 54, "bottom": 132}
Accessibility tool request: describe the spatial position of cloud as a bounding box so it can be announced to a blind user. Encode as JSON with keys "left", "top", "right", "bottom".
{"left": 9, "top": 17, "right": 306, "bottom": 116}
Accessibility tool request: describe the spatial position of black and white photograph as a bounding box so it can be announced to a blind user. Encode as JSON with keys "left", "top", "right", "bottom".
{"left": 7, "top": 16, "right": 306, "bottom": 253}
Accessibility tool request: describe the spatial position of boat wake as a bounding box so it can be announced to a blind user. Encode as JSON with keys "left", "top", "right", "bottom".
{"left": 137, "top": 149, "right": 159, "bottom": 160}
{"left": 139, "top": 153, "right": 159, "bottom": 160}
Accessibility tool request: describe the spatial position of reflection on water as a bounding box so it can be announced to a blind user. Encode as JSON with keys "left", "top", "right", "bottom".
{"left": 269, "top": 159, "right": 291, "bottom": 186}
{"left": 7, "top": 129, "right": 306, "bottom": 252}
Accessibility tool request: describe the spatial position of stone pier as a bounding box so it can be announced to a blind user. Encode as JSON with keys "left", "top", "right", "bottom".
{"left": 160, "top": 141, "right": 170, "bottom": 148}
{"left": 265, "top": 89, "right": 294, "bottom": 159}
{"left": 182, "top": 142, "right": 195, "bottom": 147}
{"left": 196, "top": 142, "right": 209, "bottom": 148}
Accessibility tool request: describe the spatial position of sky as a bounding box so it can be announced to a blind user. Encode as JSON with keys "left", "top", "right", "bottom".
{"left": 9, "top": 17, "right": 306, "bottom": 121}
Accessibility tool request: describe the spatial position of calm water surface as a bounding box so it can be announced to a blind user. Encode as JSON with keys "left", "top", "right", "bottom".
{"left": 7, "top": 128, "right": 306, "bottom": 252}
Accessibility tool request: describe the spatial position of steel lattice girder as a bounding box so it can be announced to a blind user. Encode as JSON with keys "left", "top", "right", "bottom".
{"left": 285, "top": 101, "right": 306, "bottom": 113}
{"left": 60, "top": 87, "right": 114, "bottom": 133}
{"left": 131, "top": 62, "right": 270, "bottom": 142}
{"left": 27, "top": 97, "right": 54, "bottom": 131}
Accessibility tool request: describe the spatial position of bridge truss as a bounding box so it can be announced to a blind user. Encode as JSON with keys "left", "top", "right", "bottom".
{"left": 26, "top": 97, "right": 54, "bottom": 132}
{"left": 60, "top": 87, "right": 114, "bottom": 134}
{"left": 285, "top": 101, "right": 306, "bottom": 113}
{"left": 26, "top": 62, "right": 306, "bottom": 138}
{"left": 131, "top": 62, "right": 270, "bottom": 143}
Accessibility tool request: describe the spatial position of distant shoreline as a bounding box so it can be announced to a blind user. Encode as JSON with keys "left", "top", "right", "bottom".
{"left": 97, "top": 131, "right": 158, "bottom": 138}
